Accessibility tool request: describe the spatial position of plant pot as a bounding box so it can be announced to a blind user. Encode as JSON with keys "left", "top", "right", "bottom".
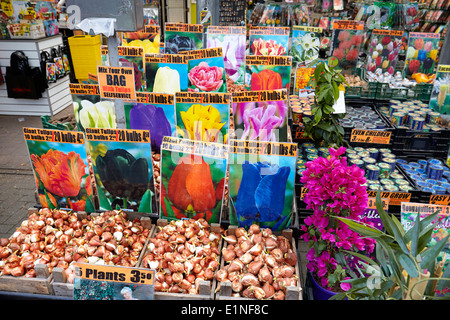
{"left": 309, "top": 272, "right": 338, "bottom": 300}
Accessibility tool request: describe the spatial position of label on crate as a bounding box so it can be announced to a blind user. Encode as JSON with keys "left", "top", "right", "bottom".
{"left": 161, "top": 136, "right": 228, "bottom": 159}
{"left": 97, "top": 66, "right": 136, "bottom": 100}
{"left": 207, "top": 26, "right": 246, "bottom": 35}
{"left": 85, "top": 128, "right": 150, "bottom": 143}
{"left": 350, "top": 129, "right": 391, "bottom": 144}
{"left": 367, "top": 190, "right": 411, "bottom": 206}
{"left": 292, "top": 26, "right": 323, "bottom": 33}
{"left": 229, "top": 140, "right": 297, "bottom": 157}
{"left": 332, "top": 20, "right": 364, "bottom": 30}
{"left": 372, "top": 29, "right": 404, "bottom": 37}
{"left": 249, "top": 26, "right": 290, "bottom": 36}
{"left": 179, "top": 47, "right": 223, "bottom": 60}
{"left": 429, "top": 194, "right": 450, "bottom": 206}
{"left": 175, "top": 91, "right": 230, "bottom": 104}
{"left": 23, "top": 127, "right": 84, "bottom": 144}
{"left": 245, "top": 55, "right": 292, "bottom": 66}
{"left": 69, "top": 83, "right": 100, "bottom": 95}
{"left": 165, "top": 23, "right": 203, "bottom": 33}
{"left": 73, "top": 263, "right": 155, "bottom": 300}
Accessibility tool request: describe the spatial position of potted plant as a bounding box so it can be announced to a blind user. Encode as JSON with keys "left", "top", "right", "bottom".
{"left": 300, "top": 146, "right": 377, "bottom": 299}
{"left": 334, "top": 189, "right": 450, "bottom": 300}
{"left": 303, "top": 57, "right": 348, "bottom": 148}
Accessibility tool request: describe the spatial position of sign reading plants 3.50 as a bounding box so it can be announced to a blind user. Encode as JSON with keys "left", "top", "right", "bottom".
{"left": 97, "top": 66, "right": 136, "bottom": 100}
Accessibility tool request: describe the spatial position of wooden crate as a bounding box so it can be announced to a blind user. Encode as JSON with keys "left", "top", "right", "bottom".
{"left": 0, "top": 263, "right": 54, "bottom": 295}
{"left": 50, "top": 212, "right": 154, "bottom": 298}
{"left": 215, "top": 225, "right": 303, "bottom": 300}
{"left": 139, "top": 218, "right": 222, "bottom": 300}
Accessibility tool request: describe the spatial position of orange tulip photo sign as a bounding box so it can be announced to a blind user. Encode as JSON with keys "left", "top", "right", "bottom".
{"left": 159, "top": 136, "right": 228, "bottom": 224}
{"left": 23, "top": 127, "right": 94, "bottom": 212}
{"left": 245, "top": 55, "right": 292, "bottom": 92}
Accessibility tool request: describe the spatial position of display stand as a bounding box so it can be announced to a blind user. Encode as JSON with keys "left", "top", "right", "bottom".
{"left": 0, "top": 35, "right": 72, "bottom": 116}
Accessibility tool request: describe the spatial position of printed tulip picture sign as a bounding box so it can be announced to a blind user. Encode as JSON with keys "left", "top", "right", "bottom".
{"left": 231, "top": 89, "right": 288, "bottom": 142}
{"left": 248, "top": 27, "right": 290, "bottom": 56}
{"left": 330, "top": 20, "right": 364, "bottom": 71}
{"left": 85, "top": 128, "right": 156, "bottom": 214}
{"left": 118, "top": 46, "right": 145, "bottom": 92}
{"left": 429, "top": 65, "right": 450, "bottom": 119}
{"left": 175, "top": 92, "right": 230, "bottom": 144}
{"left": 228, "top": 139, "right": 297, "bottom": 231}
{"left": 122, "top": 25, "right": 161, "bottom": 55}
{"left": 404, "top": 32, "right": 440, "bottom": 79}
{"left": 290, "top": 26, "right": 323, "bottom": 65}
{"left": 164, "top": 23, "right": 203, "bottom": 54}
{"left": 159, "top": 136, "right": 228, "bottom": 224}
{"left": 206, "top": 26, "right": 246, "bottom": 85}
{"left": 186, "top": 48, "right": 227, "bottom": 93}
{"left": 245, "top": 55, "right": 292, "bottom": 91}
{"left": 23, "top": 128, "right": 95, "bottom": 212}
{"left": 366, "top": 29, "right": 404, "bottom": 75}
{"left": 144, "top": 53, "right": 189, "bottom": 94}
{"left": 70, "top": 83, "right": 117, "bottom": 132}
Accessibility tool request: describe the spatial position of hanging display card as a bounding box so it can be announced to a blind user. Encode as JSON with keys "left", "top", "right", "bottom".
{"left": 85, "top": 127, "right": 156, "bottom": 214}
{"left": 184, "top": 47, "right": 227, "bottom": 93}
{"left": 118, "top": 46, "right": 145, "bottom": 92}
{"left": 164, "top": 23, "right": 203, "bottom": 54}
{"left": 231, "top": 89, "right": 288, "bottom": 142}
{"left": 206, "top": 26, "right": 246, "bottom": 86}
{"left": 245, "top": 55, "right": 292, "bottom": 91}
{"left": 175, "top": 92, "right": 230, "bottom": 144}
{"left": 159, "top": 136, "right": 228, "bottom": 224}
{"left": 400, "top": 202, "right": 450, "bottom": 266}
{"left": 404, "top": 32, "right": 440, "bottom": 79}
{"left": 73, "top": 263, "right": 155, "bottom": 300}
{"left": 294, "top": 66, "right": 315, "bottom": 93}
{"left": 144, "top": 53, "right": 189, "bottom": 94}
{"left": 97, "top": 66, "right": 136, "bottom": 101}
{"left": 366, "top": 29, "right": 404, "bottom": 75}
{"left": 290, "top": 26, "right": 323, "bottom": 65}
{"left": 429, "top": 65, "right": 450, "bottom": 120}
{"left": 330, "top": 20, "right": 364, "bottom": 71}
{"left": 23, "top": 127, "right": 94, "bottom": 212}
{"left": 228, "top": 139, "right": 297, "bottom": 231}
{"left": 70, "top": 83, "right": 117, "bottom": 132}
{"left": 218, "top": 0, "right": 246, "bottom": 26}
{"left": 122, "top": 25, "right": 161, "bottom": 55}
{"left": 249, "top": 26, "right": 290, "bottom": 56}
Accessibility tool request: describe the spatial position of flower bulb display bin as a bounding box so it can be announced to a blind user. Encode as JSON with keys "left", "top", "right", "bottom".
{"left": 343, "top": 68, "right": 377, "bottom": 100}
{"left": 308, "top": 271, "right": 339, "bottom": 300}
{"left": 215, "top": 225, "right": 302, "bottom": 300}
{"left": 138, "top": 218, "right": 221, "bottom": 300}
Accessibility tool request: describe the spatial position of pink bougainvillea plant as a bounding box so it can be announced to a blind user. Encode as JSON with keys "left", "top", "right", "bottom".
{"left": 300, "top": 146, "right": 377, "bottom": 292}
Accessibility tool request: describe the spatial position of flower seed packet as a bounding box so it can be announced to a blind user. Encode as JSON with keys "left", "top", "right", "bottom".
{"left": 175, "top": 92, "right": 230, "bottom": 144}
{"left": 366, "top": 29, "right": 404, "bottom": 75}
{"left": 185, "top": 48, "right": 227, "bottom": 93}
{"left": 85, "top": 128, "right": 156, "bottom": 214}
{"left": 164, "top": 23, "right": 203, "bottom": 54}
{"left": 330, "top": 20, "right": 365, "bottom": 71}
{"left": 206, "top": 26, "right": 246, "bottom": 86}
{"left": 122, "top": 25, "right": 161, "bottom": 55}
{"left": 231, "top": 89, "right": 288, "bottom": 142}
{"left": 23, "top": 128, "right": 95, "bottom": 212}
{"left": 159, "top": 136, "right": 228, "bottom": 224}
{"left": 70, "top": 83, "right": 117, "bottom": 132}
{"left": 249, "top": 26, "right": 290, "bottom": 56}
{"left": 429, "top": 65, "right": 450, "bottom": 119}
{"left": 144, "top": 53, "right": 190, "bottom": 94}
{"left": 245, "top": 55, "right": 292, "bottom": 91}
{"left": 404, "top": 32, "right": 440, "bottom": 79}
{"left": 228, "top": 139, "right": 297, "bottom": 231}
{"left": 118, "top": 46, "right": 145, "bottom": 92}
{"left": 290, "top": 26, "right": 323, "bottom": 65}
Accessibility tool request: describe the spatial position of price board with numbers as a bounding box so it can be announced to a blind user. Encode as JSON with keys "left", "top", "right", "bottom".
{"left": 367, "top": 197, "right": 389, "bottom": 211}
{"left": 350, "top": 129, "right": 391, "bottom": 144}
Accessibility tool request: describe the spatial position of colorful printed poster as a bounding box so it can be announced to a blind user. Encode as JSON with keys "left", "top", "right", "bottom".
{"left": 330, "top": 20, "right": 365, "bottom": 71}
{"left": 290, "top": 26, "right": 323, "bottom": 65}
{"left": 175, "top": 92, "right": 230, "bottom": 144}
{"left": 144, "top": 53, "right": 189, "bottom": 94}
{"left": 23, "top": 127, "right": 94, "bottom": 212}
{"left": 97, "top": 66, "right": 136, "bottom": 101}
{"left": 228, "top": 139, "right": 297, "bottom": 231}
{"left": 164, "top": 23, "right": 203, "bottom": 54}
{"left": 185, "top": 48, "right": 227, "bottom": 93}
{"left": 367, "top": 29, "right": 404, "bottom": 75}
{"left": 401, "top": 202, "right": 450, "bottom": 266}
{"left": 231, "top": 89, "right": 288, "bottom": 142}
{"left": 206, "top": 26, "right": 246, "bottom": 85}
{"left": 122, "top": 25, "right": 161, "bottom": 55}
{"left": 118, "top": 46, "right": 145, "bottom": 92}
{"left": 405, "top": 32, "right": 440, "bottom": 79}
{"left": 70, "top": 83, "right": 117, "bottom": 132}
{"left": 429, "top": 65, "right": 450, "bottom": 120}
{"left": 294, "top": 66, "right": 315, "bottom": 92}
{"left": 245, "top": 55, "right": 292, "bottom": 91}
{"left": 159, "top": 136, "right": 228, "bottom": 224}
{"left": 85, "top": 128, "right": 156, "bottom": 213}
{"left": 249, "top": 27, "right": 290, "bottom": 56}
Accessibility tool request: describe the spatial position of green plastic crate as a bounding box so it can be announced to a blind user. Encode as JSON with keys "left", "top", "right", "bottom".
{"left": 41, "top": 115, "right": 75, "bottom": 131}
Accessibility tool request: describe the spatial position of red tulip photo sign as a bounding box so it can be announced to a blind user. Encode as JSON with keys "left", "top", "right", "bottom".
{"left": 159, "top": 136, "right": 228, "bottom": 224}
{"left": 330, "top": 20, "right": 364, "bottom": 71}
{"left": 404, "top": 32, "right": 440, "bottom": 79}
{"left": 366, "top": 29, "right": 404, "bottom": 75}
{"left": 245, "top": 55, "right": 292, "bottom": 91}
{"left": 248, "top": 26, "right": 290, "bottom": 56}
{"left": 23, "top": 127, "right": 94, "bottom": 212}
{"left": 118, "top": 46, "right": 145, "bottom": 92}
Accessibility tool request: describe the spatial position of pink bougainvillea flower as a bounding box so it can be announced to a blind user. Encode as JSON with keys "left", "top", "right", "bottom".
{"left": 188, "top": 61, "right": 224, "bottom": 92}
{"left": 340, "top": 278, "right": 352, "bottom": 291}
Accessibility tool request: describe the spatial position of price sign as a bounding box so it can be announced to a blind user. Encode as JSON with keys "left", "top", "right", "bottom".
{"left": 97, "top": 66, "right": 136, "bottom": 100}
{"left": 429, "top": 194, "right": 450, "bottom": 206}
{"left": 350, "top": 129, "right": 391, "bottom": 144}
{"left": 367, "top": 197, "right": 389, "bottom": 211}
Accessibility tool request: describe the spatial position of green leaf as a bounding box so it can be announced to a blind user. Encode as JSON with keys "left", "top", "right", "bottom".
{"left": 44, "top": 189, "right": 56, "bottom": 209}
{"left": 336, "top": 217, "right": 385, "bottom": 239}
{"left": 410, "top": 212, "right": 421, "bottom": 257}
{"left": 398, "top": 253, "right": 419, "bottom": 278}
{"left": 420, "top": 234, "right": 450, "bottom": 271}
{"left": 97, "top": 186, "right": 112, "bottom": 210}
{"left": 84, "top": 195, "right": 96, "bottom": 213}
{"left": 375, "top": 189, "right": 394, "bottom": 237}
{"left": 138, "top": 189, "right": 154, "bottom": 213}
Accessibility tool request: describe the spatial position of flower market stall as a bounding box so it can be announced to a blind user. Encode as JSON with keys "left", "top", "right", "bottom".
{"left": 0, "top": 0, "right": 449, "bottom": 304}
